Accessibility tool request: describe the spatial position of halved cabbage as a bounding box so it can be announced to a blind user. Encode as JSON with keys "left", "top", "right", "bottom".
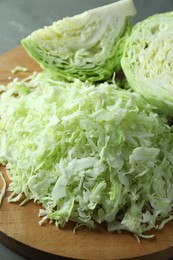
{"left": 22, "top": 0, "right": 136, "bottom": 82}
{"left": 121, "top": 12, "right": 173, "bottom": 116}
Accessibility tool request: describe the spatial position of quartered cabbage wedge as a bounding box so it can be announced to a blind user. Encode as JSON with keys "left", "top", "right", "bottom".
{"left": 121, "top": 12, "right": 173, "bottom": 116}
{"left": 22, "top": 0, "right": 136, "bottom": 82}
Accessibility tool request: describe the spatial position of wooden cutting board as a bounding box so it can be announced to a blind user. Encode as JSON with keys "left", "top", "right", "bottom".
{"left": 0, "top": 46, "right": 173, "bottom": 260}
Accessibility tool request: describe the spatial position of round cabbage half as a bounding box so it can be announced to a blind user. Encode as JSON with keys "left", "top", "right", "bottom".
{"left": 121, "top": 11, "right": 173, "bottom": 116}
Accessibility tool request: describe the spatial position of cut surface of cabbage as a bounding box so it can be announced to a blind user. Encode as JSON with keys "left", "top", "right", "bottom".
{"left": 22, "top": 0, "right": 136, "bottom": 82}
{"left": 121, "top": 11, "right": 173, "bottom": 115}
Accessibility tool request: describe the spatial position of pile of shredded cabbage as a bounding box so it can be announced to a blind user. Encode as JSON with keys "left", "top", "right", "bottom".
{"left": 0, "top": 73, "right": 173, "bottom": 238}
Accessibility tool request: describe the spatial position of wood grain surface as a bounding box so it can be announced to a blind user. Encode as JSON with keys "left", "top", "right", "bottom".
{"left": 0, "top": 46, "right": 173, "bottom": 260}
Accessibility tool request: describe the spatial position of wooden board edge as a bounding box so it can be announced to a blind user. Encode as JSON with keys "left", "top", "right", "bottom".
{"left": 0, "top": 231, "right": 71, "bottom": 260}
{"left": 1, "top": 229, "right": 173, "bottom": 260}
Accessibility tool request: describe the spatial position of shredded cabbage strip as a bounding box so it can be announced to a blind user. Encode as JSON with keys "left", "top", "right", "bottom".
{"left": 0, "top": 171, "right": 6, "bottom": 205}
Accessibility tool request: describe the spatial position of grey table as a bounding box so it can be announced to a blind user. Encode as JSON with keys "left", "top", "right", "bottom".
{"left": 0, "top": 0, "right": 173, "bottom": 259}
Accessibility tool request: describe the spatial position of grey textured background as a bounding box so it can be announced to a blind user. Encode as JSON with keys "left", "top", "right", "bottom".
{"left": 0, "top": 0, "right": 173, "bottom": 259}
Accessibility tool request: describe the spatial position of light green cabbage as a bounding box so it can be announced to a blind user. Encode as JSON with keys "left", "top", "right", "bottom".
{"left": 121, "top": 11, "right": 173, "bottom": 116}
{"left": 0, "top": 73, "right": 173, "bottom": 238}
{"left": 22, "top": 0, "right": 136, "bottom": 82}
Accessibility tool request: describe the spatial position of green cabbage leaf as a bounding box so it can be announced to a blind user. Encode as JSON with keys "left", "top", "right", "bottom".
{"left": 121, "top": 11, "right": 173, "bottom": 115}
{"left": 22, "top": 0, "right": 136, "bottom": 82}
{"left": 0, "top": 73, "right": 173, "bottom": 237}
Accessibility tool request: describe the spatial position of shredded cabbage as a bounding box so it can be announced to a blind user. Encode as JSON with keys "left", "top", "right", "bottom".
{"left": 11, "top": 66, "right": 28, "bottom": 74}
{"left": 0, "top": 73, "right": 173, "bottom": 238}
{"left": 22, "top": 0, "right": 136, "bottom": 82}
{"left": 121, "top": 11, "right": 173, "bottom": 115}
